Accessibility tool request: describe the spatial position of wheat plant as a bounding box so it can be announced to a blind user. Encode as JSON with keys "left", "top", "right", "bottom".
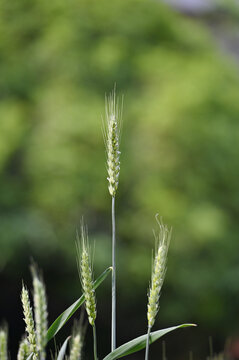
{"left": 103, "top": 86, "right": 123, "bottom": 351}
{"left": 0, "top": 88, "right": 196, "bottom": 360}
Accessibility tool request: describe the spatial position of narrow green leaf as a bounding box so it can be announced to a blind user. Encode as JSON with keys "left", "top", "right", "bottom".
{"left": 57, "top": 337, "right": 71, "bottom": 360}
{"left": 103, "top": 323, "right": 196, "bottom": 360}
{"left": 47, "top": 267, "right": 112, "bottom": 342}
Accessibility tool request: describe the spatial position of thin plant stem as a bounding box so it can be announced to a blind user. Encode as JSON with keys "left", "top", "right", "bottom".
{"left": 145, "top": 326, "right": 151, "bottom": 360}
{"left": 92, "top": 324, "right": 98, "bottom": 360}
{"left": 162, "top": 341, "right": 167, "bottom": 360}
{"left": 111, "top": 195, "right": 116, "bottom": 351}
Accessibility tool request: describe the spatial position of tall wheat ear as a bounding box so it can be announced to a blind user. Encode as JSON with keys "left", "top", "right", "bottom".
{"left": 103, "top": 86, "right": 123, "bottom": 198}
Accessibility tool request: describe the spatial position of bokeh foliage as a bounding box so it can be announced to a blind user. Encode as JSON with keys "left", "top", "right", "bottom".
{"left": 0, "top": 0, "right": 239, "bottom": 358}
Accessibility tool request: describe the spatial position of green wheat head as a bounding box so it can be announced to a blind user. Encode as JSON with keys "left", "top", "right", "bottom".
{"left": 17, "top": 338, "right": 31, "bottom": 360}
{"left": 32, "top": 267, "right": 48, "bottom": 360}
{"left": 0, "top": 328, "right": 8, "bottom": 360}
{"left": 103, "top": 87, "right": 123, "bottom": 197}
{"left": 76, "top": 224, "right": 97, "bottom": 326}
{"left": 21, "top": 285, "right": 38, "bottom": 359}
{"left": 147, "top": 215, "right": 171, "bottom": 329}
{"left": 69, "top": 318, "right": 85, "bottom": 360}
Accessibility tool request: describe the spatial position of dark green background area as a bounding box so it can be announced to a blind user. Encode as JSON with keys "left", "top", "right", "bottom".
{"left": 0, "top": 0, "right": 239, "bottom": 358}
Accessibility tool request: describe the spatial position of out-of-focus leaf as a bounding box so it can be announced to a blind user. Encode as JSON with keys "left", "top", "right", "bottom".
{"left": 57, "top": 337, "right": 71, "bottom": 360}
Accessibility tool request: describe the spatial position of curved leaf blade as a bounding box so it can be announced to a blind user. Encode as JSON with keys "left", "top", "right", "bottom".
{"left": 47, "top": 267, "right": 112, "bottom": 342}
{"left": 103, "top": 323, "right": 196, "bottom": 360}
{"left": 57, "top": 336, "right": 71, "bottom": 360}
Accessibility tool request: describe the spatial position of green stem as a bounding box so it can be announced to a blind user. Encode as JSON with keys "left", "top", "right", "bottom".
{"left": 111, "top": 196, "right": 116, "bottom": 351}
{"left": 145, "top": 326, "right": 151, "bottom": 360}
{"left": 93, "top": 324, "right": 98, "bottom": 360}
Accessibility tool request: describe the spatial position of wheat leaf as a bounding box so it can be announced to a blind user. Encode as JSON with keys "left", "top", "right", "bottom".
{"left": 47, "top": 267, "right": 112, "bottom": 342}
{"left": 103, "top": 324, "right": 196, "bottom": 360}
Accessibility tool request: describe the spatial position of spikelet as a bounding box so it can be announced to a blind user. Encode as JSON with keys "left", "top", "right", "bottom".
{"left": 0, "top": 329, "right": 8, "bottom": 360}
{"left": 103, "top": 87, "right": 122, "bottom": 197}
{"left": 21, "top": 285, "right": 38, "bottom": 359}
{"left": 17, "top": 338, "right": 31, "bottom": 360}
{"left": 76, "top": 224, "right": 96, "bottom": 326}
{"left": 147, "top": 216, "right": 171, "bottom": 329}
{"left": 32, "top": 267, "right": 48, "bottom": 360}
{"left": 69, "top": 333, "right": 83, "bottom": 360}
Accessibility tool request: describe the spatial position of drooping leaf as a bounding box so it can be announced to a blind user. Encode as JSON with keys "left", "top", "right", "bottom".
{"left": 57, "top": 337, "right": 71, "bottom": 360}
{"left": 47, "top": 267, "right": 112, "bottom": 342}
{"left": 103, "top": 323, "right": 196, "bottom": 360}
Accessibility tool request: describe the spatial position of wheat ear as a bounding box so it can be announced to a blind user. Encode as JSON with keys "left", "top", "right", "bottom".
{"left": 31, "top": 267, "right": 48, "bottom": 360}
{"left": 103, "top": 87, "right": 122, "bottom": 198}
{"left": 145, "top": 215, "right": 171, "bottom": 360}
{"left": 21, "top": 285, "right": 38, "bottom": 360}
{"left": 103, "top": 86, "right": 123, "bottom": 351}
{"left": 69, "top": 334, "right": 82, "bottom": 360}
{"left": 0, "top": 329, "right": 8, "bottom": 360}
{"left": 17, "top": 338, "right": 31, "bottom": 360}
{"left": 76, "top": 223, "right": 98, "bottom": 360}
{"left": 69, "top": 317, "right": 85, "bottom": 360}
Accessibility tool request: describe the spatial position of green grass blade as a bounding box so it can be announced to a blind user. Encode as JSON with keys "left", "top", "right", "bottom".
{"left": 57, "top": 337, "right": 70, "bottom": 360}
{"left": 47, "top": 267, "right": 112, "bottom": 342}
{"left": 103, "top": 323, "right": 196, "bottom": 360}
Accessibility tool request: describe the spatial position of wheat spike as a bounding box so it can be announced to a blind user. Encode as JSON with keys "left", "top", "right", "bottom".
{"left": 76, "top": 224, "right": 97, "bottom": 326}
{"left": 21, "top": 285, "right": 38, "bottom": 360}
{"left": 147, "top": 216, "right": 171, "bottom": 328}
{"left": 17, "top": 338, "right": 31, "bottom": 360}
{"left": 103, "top": 87, "right": 123, "bottom": 197}
{"left": 0, "top": 329, "right": 8, "bottom": 360}
{"left": 32, "top": 267, "right": 48, "bottom": 360}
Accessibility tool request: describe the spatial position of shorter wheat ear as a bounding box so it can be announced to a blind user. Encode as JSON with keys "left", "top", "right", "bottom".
{"left": 76, "top": 222, "right": 98, "bottom": 360}
{"left": 21, "top": 284, "right": 38, "bottom": 360}
{"left": 145, "top": 215, "right": 171, "bottom": 360}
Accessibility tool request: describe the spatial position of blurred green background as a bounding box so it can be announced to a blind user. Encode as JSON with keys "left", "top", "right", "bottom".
{"left": 0, "top": 0, "right": 239, "bottom": 359}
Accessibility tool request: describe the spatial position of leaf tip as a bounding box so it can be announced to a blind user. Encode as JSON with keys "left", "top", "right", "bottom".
{"left": 183, "top": 323, "right": 197, "bottom": 327}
